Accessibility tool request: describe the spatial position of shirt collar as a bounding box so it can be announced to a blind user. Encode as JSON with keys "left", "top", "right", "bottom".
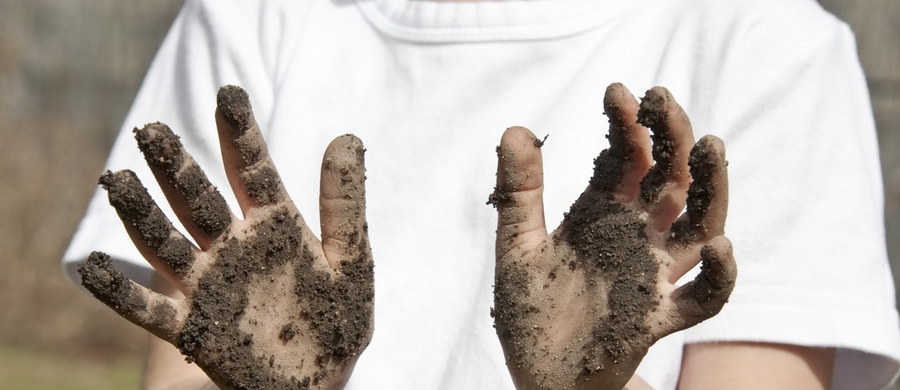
{"left": 356, "top": 0, "right": 643, "bottom": 43}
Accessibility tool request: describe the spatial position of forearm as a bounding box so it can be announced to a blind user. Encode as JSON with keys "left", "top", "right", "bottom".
{"left": 142, "top": 333, "right": 214, "bottom": 390}
{"left": 678, "top": 342, "right": 835, "bottom": 390}
{"left": 140, "top": 273, "right": 213, "bottom": 390}
{"left": 624, "top": 375, "right": 654, "bottom": 390}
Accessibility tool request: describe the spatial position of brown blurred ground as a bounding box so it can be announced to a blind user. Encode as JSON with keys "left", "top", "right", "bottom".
{"left": 0, "top": 1, "right": 182, "bottom": 388}
{"left": 0, "top": 1, "right": 896, "bottom": 389}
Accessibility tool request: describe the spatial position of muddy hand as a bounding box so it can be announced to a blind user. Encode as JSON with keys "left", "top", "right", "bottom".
{"left": 78, "top": 86, "right": 373, "bottom": 390}
{"left": 490, "top": 83, "right": 736, "bottom": 390}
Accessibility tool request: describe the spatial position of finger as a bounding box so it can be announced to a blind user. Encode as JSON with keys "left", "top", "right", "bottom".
{"left": 491, "top": 126, "right": 547, "bottom": 257}
{"left": 79, "top": 251, "right": 185, "bottom": 344}
{"left": 100, "top": 170, "right": 198, "bottom": 281}
{"left": 667, "top": 135, "right": 729, "bottom": 280}
{"left": 134, "top": 122, "right": 233, "bottom": 249}
{"left": 320, "top": 134, "right": 371, "bottom": 271}
{"left": 660, "top": 236, "right": 736, "bottom": 335}
{"left": 636, "top": 87, "right": 695, "bottom": 231}
{"left": 675, "top": 135, "right": 729, "bottom": 241}
{"left": 215, "top": 85, "right": 288, "bottom": 214}
{"left": 591, "top": 83, "right": 652, "bottom": 203}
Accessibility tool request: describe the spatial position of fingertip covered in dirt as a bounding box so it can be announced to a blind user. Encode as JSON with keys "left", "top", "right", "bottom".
{"left": 78, "top": 251, "right": 147, "bottom": 315}
{"left": 217, "top": 85, "right": 254, "bottom": 134}
{"left": 134, "top": 122, "right": 231, "bottom": 236}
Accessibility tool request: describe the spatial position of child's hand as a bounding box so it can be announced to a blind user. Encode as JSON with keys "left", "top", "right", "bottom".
{"left": 491, "top": 83, "right": 736, "bottom": 390}
{"left": 79, "top": 86, "right": 372, "bottom": 390}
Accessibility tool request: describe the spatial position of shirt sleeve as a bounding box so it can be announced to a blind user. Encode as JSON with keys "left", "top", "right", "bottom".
{"left": 61, "top": 0, "right": 289, "bottom": 287}
{"left": 680, "top": 3, "right": 900, "bottom": 388}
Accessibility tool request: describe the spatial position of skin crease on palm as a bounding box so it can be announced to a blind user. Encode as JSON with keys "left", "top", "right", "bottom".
{"left": 77, "top": 82, "right": 735, "bottom": 390}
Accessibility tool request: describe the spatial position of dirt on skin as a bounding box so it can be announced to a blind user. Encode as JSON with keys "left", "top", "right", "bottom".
{"left": 636, "top": 90, "right": 674, "bottom": 205}
{"left": 589, "top": 96, "right": 635, "bottom": 194}
{"left": 134, "top": 122, "right": 231, "bottom": 235}
{"left": 79, "top": 251, "right": 151, "bottom": 324}
{"left": 98, "top": 169, "right": 196, "bottom": 276}
{"left": 670, "top": 136, "right": 722, "bottom": 244}
{"left": 86, "top": 186, "right": 372, "bottom": 390}
{"left": 81, "top": 85, "right": 373, "bottom": 389}
{"left": 555, "top": 190, "right": 659, "bottom": 371}
{"left": 493, "top": 182, "right": 659, "bottom": 388}
{"left": 493, "top": 90, "right": 702, "bottom": 388}
{"left": 177, "top": 206, "right": 372, "bottom": 390}
{"left": 217, "top": 85, "right": 285, "bottom": 206}
{"left": 80, "top": 251, "right": 182, "bottom": 342}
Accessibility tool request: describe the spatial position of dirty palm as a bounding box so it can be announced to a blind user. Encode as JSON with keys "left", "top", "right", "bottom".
{"left": 79, "top": 83, "right": 735, "bottom": 390}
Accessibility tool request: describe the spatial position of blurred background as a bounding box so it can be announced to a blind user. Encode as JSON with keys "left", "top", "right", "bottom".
{"left": 0, "top": 1, "right": 897, "bottom": 389}
{"left": 0, "top": 1, "right": 180, "bottom": 388}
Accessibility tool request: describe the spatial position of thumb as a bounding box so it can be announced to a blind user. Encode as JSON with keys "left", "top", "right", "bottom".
{"left": 320, "top": 134, "right": 370, "bottom": 271}
{"left": 490, "top": 126, "right": 548, "bottom": 258}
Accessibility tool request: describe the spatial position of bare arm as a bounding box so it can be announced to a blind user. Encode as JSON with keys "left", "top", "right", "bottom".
{"left": 140, "top": 274, "right": 214, "bottom": 390}
{"left": 678, "top": 342, "right": 835, "bottom": 390}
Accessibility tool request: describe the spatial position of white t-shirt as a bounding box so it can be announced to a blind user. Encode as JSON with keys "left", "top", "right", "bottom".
{"left": 63, "top": 0, "right": 900, "bottom": 388}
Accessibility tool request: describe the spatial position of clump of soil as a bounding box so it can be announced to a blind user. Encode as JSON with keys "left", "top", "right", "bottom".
{"left": 492, "top": 258, "right": 540, "bottom": 356}
{"left": 636, "top": 88, "right": 677, "bottom": 204}
{"left": 279, "top": 323, "right": 296, "bottom": 342}
{"left": 493, "top": 89, "right": 696, "bottom": 387}
{"left": 134, "top": 122, "right": 231, "bottom": 235}
{"left": 176, "top": 129, "right": 371, "bottom": 389}
{"left": 493, "top": 181, "right": 659, "bottom": 388}
{"left": 217, "top": 85, "right": 285, "bottom": 206}
{"left": 486, "top": 185, "right": 512, "bottom": 207}
{"left": 487, "top": 144, "right": 519, "bottom": 208}
{"left": 671, "top": 136, "right": 723, "bottom": 244}
{"left": 555, "top": 189, "right": 659, "bottom": 375}
{"left": 86, "top": 85, "right": 373, "bottom": 389}
{"left": 99, "top": 169, "right": 195, "bottom": 275}
{"left": 217, "top": 85, "right": 254, "bottom": 134}
{"left": 590, "top": 97, "right": 633, "bottom": 193}
{"left": 241, "top": 164, "right": 285, "bottom": 205}
{"left": 176, "top": 206, "right": 373, "bottom": 390}
{"left": 79, "top": 251, "right": 148, "bottom": 321}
